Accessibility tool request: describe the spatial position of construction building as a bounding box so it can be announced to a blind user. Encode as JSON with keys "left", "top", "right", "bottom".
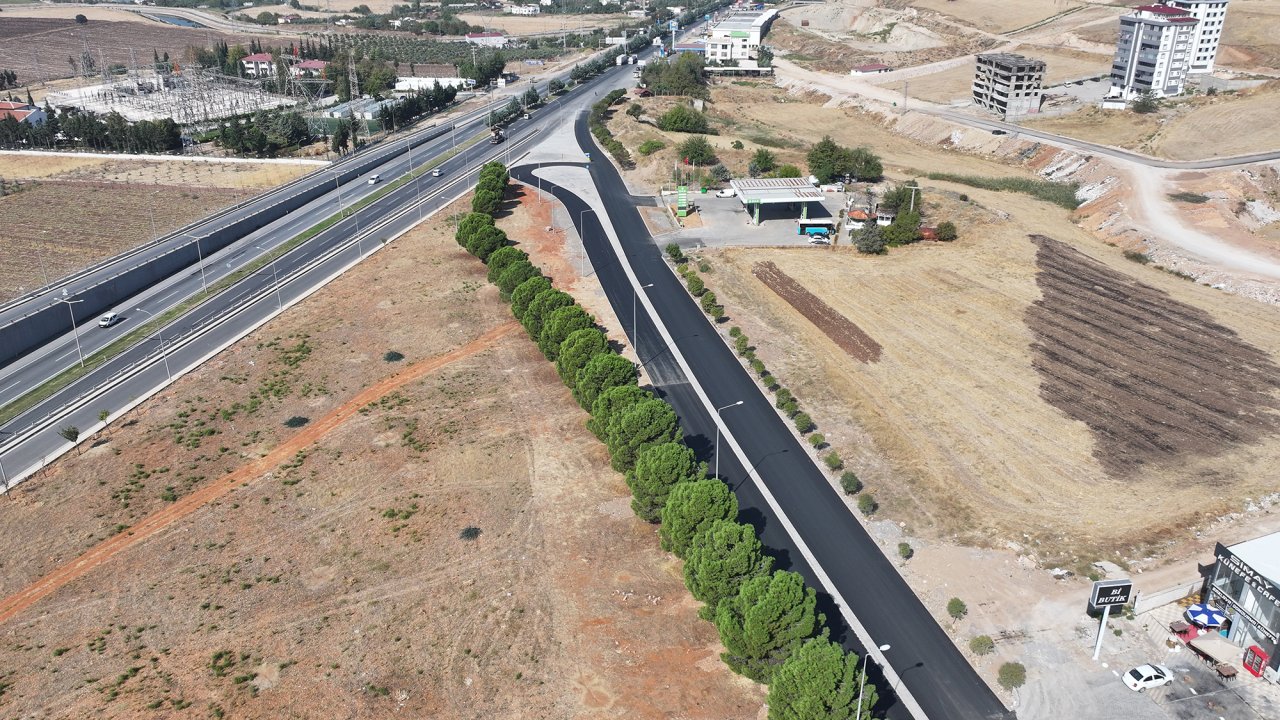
{"left": 703, "top": 9, "right": 777, "bottom": 63}
{"left": 1166, "top": 0, "right": 1230, "bottom": 74}
{"left": 972, "top": 53, "right": 1046, "bottom": 118}
{"left": 1108, "top": 4, "right": 1199, "bottom": 99}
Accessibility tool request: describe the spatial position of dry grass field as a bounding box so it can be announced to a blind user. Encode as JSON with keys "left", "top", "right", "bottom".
{"left": 0, "top": 157, "right": 312, "bottom": 300}
{"left": 0, "top": 196, "right": 764, "bottom": 718}
{"left": 1217, "top": 0, "right": 1280, "bottom": 70}
{"left": 457, "top": 11, "right": 630, "bottom": 35}
{"left": 908, "top": 0, "right": 1093, "bottom": 34}
{"left": 878, "top": 44, "right": 1109, "bottom": 103}
{"left": 1021, "top": 105, "right": 1163, "bottom": 151}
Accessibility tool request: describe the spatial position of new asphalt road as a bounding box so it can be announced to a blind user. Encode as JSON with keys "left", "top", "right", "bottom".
{"left": 504, "top": 111, "right": 1015, "bottom": 720}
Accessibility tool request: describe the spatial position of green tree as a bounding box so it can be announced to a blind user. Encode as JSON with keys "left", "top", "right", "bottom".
{"left": 465, "top": 224, "right": 507, "bottom": 261}
{"left": 627, "top": 442, "right": 705, "bottom": 522}
{"left": 538, "top": 305, "right": 595, "bottom": 360}
{"left": 510, "top": 275, "right": 552, "bottom": 319}
{"left": 472, "top": 187, "right": 501, "bottom": 216}
{"left": 847, "top": 147, "right": 883, "bottom": 181}
{"left": 947, "top": 597, "right": 968, "bottom": 620}
{"left": 854, "top": 224, "right": 885, "bottom": 255}
{"left": 807, "top": 135, "right": 850, "bottom": 184}
{"left": 485, "top": 246, "right": 529, "bottom": 282}
{"left": 456, "top": 212, "right": 494, "bottom": 248}
{"left": 1131, "top": 90, "right": 1159, "bottom": 114}
{"left": 626, "top": 102, "right": 642, "bottom": 119}
{"left": 774, "top": 164, "right": 802, "bottom": 178}
{"left": 606, "top": 398, "right": 682, "bottom": 473}
{"left": 936, "top": 220, "right": 957, "bottom": 241}
{"left": 879, "top": 182, "right": 919, "bottom": 214}
{"left": 684, "top": 519, "right": 773, "bottom": 620}
{"left": 330, "top": 122, "right": 350, "bottom": 154}
{"left": 657, "top": 104, "right": 710, "bottom": 133}
{"left": 767, "top": 637, "right": 870, "bottom": 720}
{"left": 882, "top": 210, "right": 922, "bottom": 246}
{"left": 677, "top": 135, "right": 717, "bottom": 166}
{"left": 556, "top": 327, "right": 609, "bottom": 388}
{"left": 496, "top": 260, "right": 542, "bottom": 300}
{"left": 660, "top": 479, "right": 739, "bottom": 558}
{"left": 716, "top": 570, "right": 825, "bottom": 683}
{"left": 588, "top": 384, "right": 653, "bottom": 441}
{"left": 998, "top": 662, "right": 1027, "bottom": 690}
{"left": 573, "top": 352, "right": 637, "bottom": 411}
{"left": 521, "top": 288, "right": 574, "bottom": 341}
{"left": 749, "top": 148, "right": 776, "bottom": 177}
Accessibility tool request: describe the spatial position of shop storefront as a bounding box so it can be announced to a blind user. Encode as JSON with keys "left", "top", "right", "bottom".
{"left": 1208, "top": 534, "right": 1280, "bottom": 682}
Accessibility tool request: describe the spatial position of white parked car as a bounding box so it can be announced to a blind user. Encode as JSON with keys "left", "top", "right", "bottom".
{"left": 714, "top": 188, "right": 735, "bottom": 198}
{"left": 1123, "top": 664, "right": 1172, "bottom": 692}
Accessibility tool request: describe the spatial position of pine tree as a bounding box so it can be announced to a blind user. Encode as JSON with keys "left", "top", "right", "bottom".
{"left": 767, "top": 638, "right": 871, "bottom": 720}
{"left": 715, "top": 570, "right": 824, "bottom": 683}
{"left": 627, "top": 442, "right": 705, "bottom": 522}
{"left": 660, "top": 479, "right": 738, "bottom": 558}
{"left": 683, "top": 520, "right": 773, "bottom": 620}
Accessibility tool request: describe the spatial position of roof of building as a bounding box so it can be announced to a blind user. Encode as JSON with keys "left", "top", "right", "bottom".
{"left": 466, "top": 31, "right": 506, "bottom": 38}
{"left": 0, "top": 101, "right": 39, "bottom": 123}
{"left": 710, "top": 9, "right": 776, "bottom": 33}
{"left": 674, "top": 42, "right": 706, "bottom": 51}
{"left": 1168, "top": 16, "right": 1199, "bottom": 23}
{"left": 848, "top": 209, "right": 871, "bottom": 220}
{"left": 852, "top": 63, "right": 892, "bottom": 72}
{"left": 402, "top": 63, "right": 459, "bottom": 78}
{"left": 296, "top": 59, "right": 328, "bottom": 70}
{"left": 242, "top": 52, "right": 274, "bottom": 63}
{"left": 1229, "top": 533, "right": 1280, "bottom": 586}
{"left": 977, "top": 52, "right": 1046, "bottom": 71}
{"left": 877, "top": 207, "right": 898, "bottom": 217}
{"left": 1136, "top": 4, "right": 1188, "bottom": 14}
{"left": 729, "top": 177, "right": 823, "bottom": 204}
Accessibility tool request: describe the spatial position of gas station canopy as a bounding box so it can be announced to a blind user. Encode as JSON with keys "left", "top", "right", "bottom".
{"left": 729, "top": 178, "right": 824, "bottom": 204}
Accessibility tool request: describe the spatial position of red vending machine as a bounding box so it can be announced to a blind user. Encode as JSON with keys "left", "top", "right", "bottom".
{"left": 1243, "top": 645, "right": 1268, "bottom": 678}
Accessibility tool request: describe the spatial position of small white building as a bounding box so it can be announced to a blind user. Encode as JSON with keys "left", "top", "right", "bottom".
{"left": 508, "top": 4, "right": 539, "bottom": 14}
{"left": 239, "top": 52, "right": 280, "bottom": 77}
{"left": 850, "top": 63, "right": 892, "bottom": 76}
{"left": 395, "top": 64, "right": 473, "bottom": 91}
{"left": 465, "top": 31, "right": 508, "bottom": 47}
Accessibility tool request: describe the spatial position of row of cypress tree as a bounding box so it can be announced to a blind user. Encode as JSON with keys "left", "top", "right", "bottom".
{"left": 454, "top": 162, "right": 880, "bottom": 719}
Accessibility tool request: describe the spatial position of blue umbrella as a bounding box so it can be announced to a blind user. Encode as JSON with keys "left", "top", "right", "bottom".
{"left": 1185, "top": 603, "right": 1227, "bottom": 628}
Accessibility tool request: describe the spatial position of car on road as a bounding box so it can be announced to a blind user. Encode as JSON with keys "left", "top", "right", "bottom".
{"left": 431, "top": 168, "right": 442, "bottom": 177}
{"left": 98, "top": 312, "right": 121, "bottom": 328}
{"left": 1123, "top": 664, "right": 1172, "bottom": 692}
{"left": 714, "top": 188, "right": 736, "bottom": 198}
{"left": 991, "top": 129, "right": 1007, "bottom": 136}
{"left": 367, "top": 174, "right": 380, "bottom": 185}
{"left": 807, "top": 236, "right": 831, "bottom": 245}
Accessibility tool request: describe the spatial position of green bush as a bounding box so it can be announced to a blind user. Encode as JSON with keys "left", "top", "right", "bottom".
{"left": 947, "top": 597, "right": 968, "bottom": 620}
{"left": 936, "top": 221, "right": 957, "bottom": 241}
{"left": 731, "top": 139, "right": 744, "bottom": 150}
{"left": 924, "top": 172, "right": 1080, "bottom": 210}
{"left": 734, "top": 335, "right": 749, "bottom": 355}
{"left": 729, "top": 326, "right": 742, "bottom": 338}
{"left": 686, "top": 274, "right": 705, "bottom": 296}
{"left": 780, "top": 399, "right": 799, "bottom": 417}
{"left": 793, "top": 412, "right": 814, "bottom": 433}
{"left": 997, "top": 662, "right": 1027, "bottom": 690}
{"left": 750, "top": 358, "right": 766, "bottom": 375}
{"left": 760, "top": 373, "right": 776, "bottom": 390}
{"left": 807, "top": 433, "right": 825, "bottom": 448}
{"left": 658, "top": 104, "right": 710, "bottom": 134}
{"left": 897, "top": 542, "right": 914, "bottom": 560}
{"left": 823, "top": 451, "right": 842, "bottom": 470}
{"left": 857, "top": 493, "right": 876, "bottom": 515}
{"left": 700, "top": 291, "right": 719, "bottom": 314}
{"left": 665, "top": 243, "right": 684, "bottom": 262}
{"left": 969, "top": 635, "right": 995, "bottom": 656}
{"left": 638, "top": 139, "right": 665, "bottom": 156}
{"left": 677, "top": 135, "right": 718, "bottom": 165}
{"left": 383, "top": 350, "right": 404, "bottom": 362}
{"left": 839, "top": 472, "right": 861, "bottom": 495}
{"left": 283, "top": 416, "right": 309, "bottom": 428}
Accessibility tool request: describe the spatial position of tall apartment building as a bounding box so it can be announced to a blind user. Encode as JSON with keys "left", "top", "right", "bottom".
{"left": 1166, "top": 0, "right": 1230, "bottom": 74}
{"left": 703, "top": 9, "right": 777, "bottom": 63}
{"left": 972, "top": 53, "right": 1045, "bottom": 118}
{"left": 1108, "top": 4, "right": 1199, "bottom": 99}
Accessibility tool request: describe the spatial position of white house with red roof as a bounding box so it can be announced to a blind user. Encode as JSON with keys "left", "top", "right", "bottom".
{"left": 465, "top": 31, "right": 508, "bottom": 47}
{"left": 240, "top": 52, "right": 277, "bottom": 77}
{"left": 1109, "top": 3, "right": 1200, "bottom": 99}
{"left": 290, "top": 59, "right": 328, "bottom": 77}
{"left": 850, "top": 63, "right": 892, "bottom": 76}
{"left": 0, "top": 101, "right": 46, "bottom": 125}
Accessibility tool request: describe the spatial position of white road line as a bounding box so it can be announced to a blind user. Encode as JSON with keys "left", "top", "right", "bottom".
{"left": 1, "top": 380, "right": 22, "bottom": 394}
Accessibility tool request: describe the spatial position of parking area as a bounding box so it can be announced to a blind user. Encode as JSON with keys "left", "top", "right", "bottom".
{"left": 656, "top": 190, "right": 847, "bottom": 250}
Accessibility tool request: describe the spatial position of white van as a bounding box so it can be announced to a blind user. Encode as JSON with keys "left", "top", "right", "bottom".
{"left": 367, "top": 174, "right": 380, "bottom": 185}
{"left": 98, "top": 312, "right": 121, "bottom": 328}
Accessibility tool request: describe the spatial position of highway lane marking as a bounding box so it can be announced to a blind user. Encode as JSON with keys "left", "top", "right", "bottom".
{"left": 0, "top": 320, "right": 520, "bottom": 626}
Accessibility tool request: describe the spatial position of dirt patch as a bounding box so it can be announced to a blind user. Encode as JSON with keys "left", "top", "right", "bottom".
{"left": 0, "top": 181, "right": 257, "bottom": 299}
{"left": 1026, "top": 234, "right": 1280, "bottom": 474}
{"left": 0, "top": 192, "right": 763, "bottom": 718}
{"left": 752, "top": 261, "right": 882, "bottom": 363}
{"left": 0, "top": 155, "right": 313, "bottom": 189}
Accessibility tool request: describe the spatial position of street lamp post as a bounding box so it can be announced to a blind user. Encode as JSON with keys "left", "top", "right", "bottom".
{"left": 578, "top": 208, "right": 596, "bottom": 277}
{"left": 713, "top": 400, "right": 744, "bottom": 480}
{"left": 56, "top": 292, "right": 85, "bottom": 369}
{"left": 134, "top": 307, "right": 171, "bottom": 380}
{"left": 857, "top": 644, "right": 892, "bottom": 720}
{"left": 186, "top": 233, "right": 209, "bottom": 295}
{"left": 632, "top": 282, "right": 654, "bottom": 360}
{"left": 407, "top": 138, "right": 423, "bottom": 221}
{"left": 255, "top": 245, "right": 283, "bottom": 310}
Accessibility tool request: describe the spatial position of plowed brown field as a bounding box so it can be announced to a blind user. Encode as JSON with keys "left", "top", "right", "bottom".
{"left": 1027, "top": 235, "right": 1280, "bottom": 474}
{"left": 752, "top": 261, "right": 882, "bottom": 363}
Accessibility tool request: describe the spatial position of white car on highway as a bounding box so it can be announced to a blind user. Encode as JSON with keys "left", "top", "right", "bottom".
{"left": 1123, "top": 664, "right": 1172, "bottom": 692}
{"left": 98, "top": 312, "right": 121, "bottom": 328}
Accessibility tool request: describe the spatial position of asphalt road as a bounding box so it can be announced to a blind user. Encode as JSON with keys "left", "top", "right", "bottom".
{"left": 0, "top": 62, "right": 628, "bottom": 485}
{"left": 501, "top": 110, "right": 1015, "bottom": 720}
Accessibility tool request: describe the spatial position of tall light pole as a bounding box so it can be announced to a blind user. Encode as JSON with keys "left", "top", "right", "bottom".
{"left": 186, "top": 232, "right": 209, "bottom": 295}
{"left": 134, "top": 307, "right": 171, "bottom": 380}
{"left": 857, "top": 644, "right": 892, "bottom": 720}
{"left": 632, "top": 282, "right": 654, "bottom": 361}
{"left": 56, "top": 291, "right": 85, "bottom": 369}
{"left": 713, "top": 400, "right": 744, "bottom": 480}
{"left": 578, "top": 208, "right": 596, "bottom": 277}
{"left": 407, "top": 137, "right": 423, "bottom": 221}
{"left": 255, "top": 245, "right": 283, "bottom": 310}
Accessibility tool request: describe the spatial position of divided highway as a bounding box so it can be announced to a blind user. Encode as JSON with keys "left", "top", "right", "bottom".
{"left": 503, "top": 109, "right": 1014, "bottom": 720}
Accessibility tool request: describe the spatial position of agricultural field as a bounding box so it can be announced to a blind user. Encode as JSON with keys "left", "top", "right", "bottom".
{"left": 0, "top": 16, "right": 276, "bottom": 84}
{"left": 457, "top": 11, "right": 631, "bottom": 36}
{"left": 0, "top": 156, "right": 312, "bottom": 300}
{"left": 0, "top": 194, "right": 764, "bottom": 718}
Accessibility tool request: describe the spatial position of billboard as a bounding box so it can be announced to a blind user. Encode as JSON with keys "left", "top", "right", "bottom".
{"left": 1090, "top": 579, "right": 1133, "bottom": 609}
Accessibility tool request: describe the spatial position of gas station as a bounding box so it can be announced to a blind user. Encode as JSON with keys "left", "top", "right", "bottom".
{"left": 727, "top": 178, "right": 835, "bottom": 229}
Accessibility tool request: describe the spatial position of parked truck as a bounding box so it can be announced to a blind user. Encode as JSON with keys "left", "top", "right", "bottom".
{"left": 616, "top": 54, "right": 627, "bottom": 66}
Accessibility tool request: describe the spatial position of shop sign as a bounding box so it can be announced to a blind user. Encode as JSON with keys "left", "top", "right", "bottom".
{"left": 1091, "top": 579, "right": 1133, "bottom": 609}
{"left": 1215, "top": 543, "right": 1280, "bottom": 611}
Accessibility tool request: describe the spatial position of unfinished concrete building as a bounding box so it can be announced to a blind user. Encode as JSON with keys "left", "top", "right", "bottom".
{"left": 973, "top": 53, "right": 1046, "bottom": 118}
